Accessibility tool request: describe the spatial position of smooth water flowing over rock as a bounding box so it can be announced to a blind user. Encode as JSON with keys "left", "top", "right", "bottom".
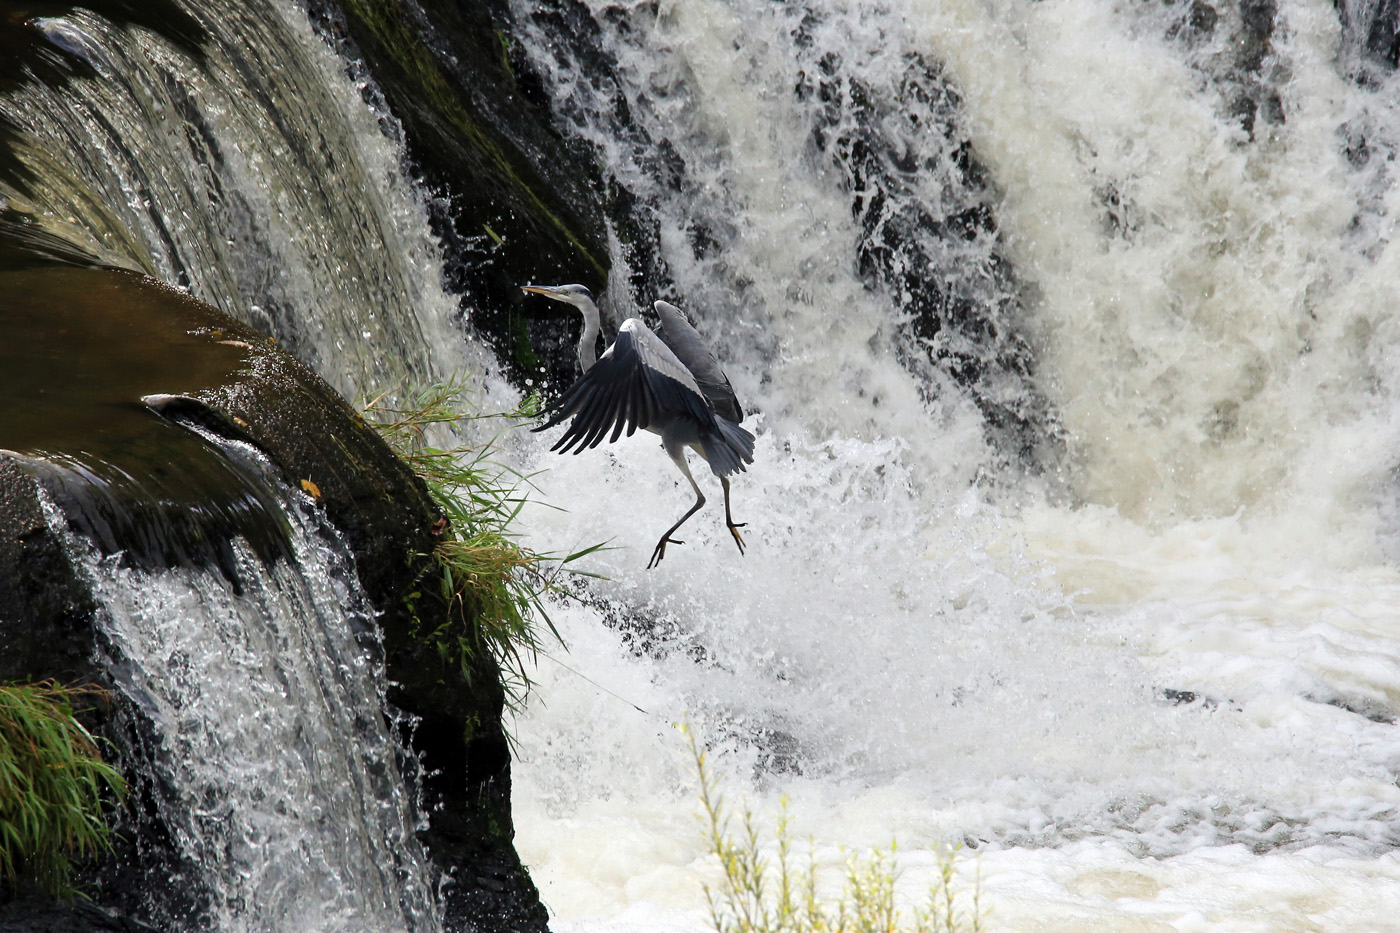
{"left": 0, "top": 0, "right": 471, "bottom": 399}
{"left": 7, "top": 0, "right": 1400, "bottom": 929}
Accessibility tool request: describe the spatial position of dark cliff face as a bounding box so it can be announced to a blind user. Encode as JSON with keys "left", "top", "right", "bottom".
{"left": 0, "top": 264, "right": 545, "bottom": 932}
{"left": 304, "top": 0, "right": 614, "bottom": 395}
{"left": 332, "top": 0, "right": 1058, "bottom": 468}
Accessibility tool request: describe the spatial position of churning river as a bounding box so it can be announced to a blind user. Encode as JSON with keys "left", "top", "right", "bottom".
{"left": 8, "top": 0, "right": 1400, "bottom": 929}
{"left": 504, "top": 0, "right": 1400, "bottom": 930}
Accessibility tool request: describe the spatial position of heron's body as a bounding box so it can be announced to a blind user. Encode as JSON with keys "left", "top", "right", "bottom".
{"left": 521, "top": 284, "right": 754, "bottom": 567}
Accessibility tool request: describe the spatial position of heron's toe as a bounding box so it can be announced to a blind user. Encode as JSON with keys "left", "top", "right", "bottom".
{"left": 648, "top": 536, "right": 684, "bottom": 569}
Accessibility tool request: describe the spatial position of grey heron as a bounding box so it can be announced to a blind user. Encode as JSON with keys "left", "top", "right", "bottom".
{"left": 520, "top": 284, "right": 755, "bottom": 568}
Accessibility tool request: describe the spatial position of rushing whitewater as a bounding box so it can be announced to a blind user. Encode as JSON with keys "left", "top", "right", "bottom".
{"left": 501, "top": 0, "right": 1400, "bottom": 929}
{"left": 8, "top": 0, "right": 1400, "bottom": 927}
{"left": 42, "top": 451, "right": 440, "bottom": 932}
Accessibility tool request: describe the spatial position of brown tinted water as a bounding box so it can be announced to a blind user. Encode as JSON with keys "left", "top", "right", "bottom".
{"left": 0, "top": 264, "right": 291, "bottom": 574}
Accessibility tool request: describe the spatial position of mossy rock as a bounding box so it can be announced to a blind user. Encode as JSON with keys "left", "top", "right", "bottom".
{"left": 308, "top": 0, "right": 610, "bottom": 394}
{"left": 0, "top": 263, "right": 544, "bottom": 931}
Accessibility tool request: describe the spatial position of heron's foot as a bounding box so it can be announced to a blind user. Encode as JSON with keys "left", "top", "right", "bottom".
{"left": 728, "top": 522, "right": 747, "bottom": 556}
{"left": 648, "top": 535, "right": 684, "bottom": 569}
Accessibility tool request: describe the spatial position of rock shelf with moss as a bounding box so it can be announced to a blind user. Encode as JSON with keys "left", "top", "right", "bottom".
{"left": 0, "top": 263, "right": 546, "bottom": 931}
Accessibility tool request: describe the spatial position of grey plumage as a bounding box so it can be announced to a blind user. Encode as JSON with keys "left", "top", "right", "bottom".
{"left": 654, "top": 299, "right": 744, "bottom": 424}
{"left": 521, "top": 284, "right": 754, "bottom": 567}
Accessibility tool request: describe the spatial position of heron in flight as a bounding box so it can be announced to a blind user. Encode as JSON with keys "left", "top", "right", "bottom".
{"left": 520, "top": 284, "right": 755, "bottom": 568}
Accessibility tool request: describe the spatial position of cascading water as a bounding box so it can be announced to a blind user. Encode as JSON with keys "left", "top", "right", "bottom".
{"left": 1, "top": 0, "right": 474, "bottom": 398}
{"left": 7, "top": 0, "right": 1400, "bottom": 927}
{"left": 500, "top": 0, "right": 1400, "bottom": 929}
{"left": 0, "top": 1, "right": 492, "bottom": 928}
{"left": 32, "top": 439, "right": 441, "bottom": 932}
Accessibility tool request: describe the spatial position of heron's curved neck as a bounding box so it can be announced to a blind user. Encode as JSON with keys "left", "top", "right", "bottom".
{"left": 577, "top": 298, "right": 600, "bottom": 372}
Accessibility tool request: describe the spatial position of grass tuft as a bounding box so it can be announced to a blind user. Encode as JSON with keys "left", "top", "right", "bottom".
{"left": 364, "top": 377, "right": 604, "bottom": 706}
{"left": 685, "top": 724, "right": 983, "bottom": 933}
{"left": 0, "top": 681, "right": 125, "bottom": 897}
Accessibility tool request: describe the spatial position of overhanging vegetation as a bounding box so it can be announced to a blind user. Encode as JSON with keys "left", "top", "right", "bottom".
{"left": 0, "top": 681, "right": 125, "bottom": 897}
{"left": 364, "top": 378, "right": 603, "bottom": 707}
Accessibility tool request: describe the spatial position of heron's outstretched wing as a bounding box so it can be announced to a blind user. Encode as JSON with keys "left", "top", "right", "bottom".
{"left": 653, "top": 300, "right": 743, "bottom": 424}
{"left": 533, "top": 318, "right": 714, "bottom": 454}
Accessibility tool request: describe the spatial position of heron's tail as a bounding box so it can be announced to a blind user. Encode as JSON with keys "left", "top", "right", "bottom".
{"left": 702, "top": 418, "right": 755, "bottom": 478}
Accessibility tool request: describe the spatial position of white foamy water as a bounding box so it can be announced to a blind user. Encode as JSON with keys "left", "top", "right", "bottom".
{"left": 503, "top": 0, "right": 1400, "bottom": 929}
{"left": 30, "top": 444, "right": 441, "bottom": 933}
{"left": 11, "top": 0, "right": 1400, "bottom": 926}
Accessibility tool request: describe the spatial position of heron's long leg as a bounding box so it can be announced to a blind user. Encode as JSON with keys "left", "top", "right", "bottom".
{"left": 721, "top": 477, "right": 746, "bottom": 556}
{"left": 650, "top": 444, "right": 705, "bottom": 569}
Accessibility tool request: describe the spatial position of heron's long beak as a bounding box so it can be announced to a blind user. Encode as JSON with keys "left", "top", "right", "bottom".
{"left": 520, "top": 284, "right": 569, "bottom": 302}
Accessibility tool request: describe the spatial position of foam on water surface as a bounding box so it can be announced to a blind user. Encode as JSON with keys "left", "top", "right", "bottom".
{"left": 503, "top": 0, "right": 1400, "bottom": 927}
{"left": 12, "top": 0, "right": 1400, "bottom": 925}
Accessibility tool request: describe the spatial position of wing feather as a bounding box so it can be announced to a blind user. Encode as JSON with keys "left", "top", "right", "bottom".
{"left": 533, "top": 319, "right": 715, "bottom": 453}
{"left": 654, "top": 300, "right": 744, "bottom": 423}
{"left": 610, "top": 380, "right": 635, "bottom": 443}
{"left": 581, "top": 376, "right": 624, "bottom": 450}
{"left": 572, "top": 376, "right": 618, "bottom": 452}
{"left": 534, "top": 316, "right": 755, "bottom": 478}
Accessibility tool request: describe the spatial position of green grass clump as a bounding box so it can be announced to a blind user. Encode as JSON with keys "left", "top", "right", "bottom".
{"left": 686, "top": 725, "right": 983, "bottom": 933}
{"left": 0, "top": 681, "right": 125, "bottom": 896}
{"left": 364, "top": 378, "right": 602, "bottom": 706}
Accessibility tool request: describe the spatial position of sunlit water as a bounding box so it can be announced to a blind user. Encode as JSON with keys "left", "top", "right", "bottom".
{"left": 502, "top": 0, "right": 1400, "bottom": 930}
{"left": 32, "top": 438, "right": 441, "bottom": 932}
{"left": 11, "top": 0, "right": 1400, "bottom": 928}
{"left": 4, "top": 0, "right": 474, "bottom": 399}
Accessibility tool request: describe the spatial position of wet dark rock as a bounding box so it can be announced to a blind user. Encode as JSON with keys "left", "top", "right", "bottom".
{"left": 0, "top": 264, "right": 544, "bottom": 931}
{"left": 1233, "top": 0, "right": 1284, "bottom": 136}
{"left": 1309, "top": 693, "right": 1398, "bottom": 724}
{"left": 1154, "top": 686, "right": 1246, "bottom": 713}
{"left": 506, "top": 0, "right": 683, "bottom": 312}
{"left": 1156, "top": 687, "right": 1221, "bottom": 708}
{"left": 305, "top": 0, "right": 612, "bottom": 394}
{"left": 0, "top": 899, "right": 160, "bottom": 933}
{"left": 493, "top": 0, "right": 1059, "bottom": 470}
{"left": 1159, "top": 0, "right": 1283, "bottom": 137}
{"left": 0, "top": 455, "right": 97, "bottom": 686}
{"left": 337, "top": 0, "right": 712, "bottom": 399}
{"left": 794, "top": 44, "right": 1052, "bottom": 465}
{"left": 1336, "top": 0, "right": 1400, "bottom": 78}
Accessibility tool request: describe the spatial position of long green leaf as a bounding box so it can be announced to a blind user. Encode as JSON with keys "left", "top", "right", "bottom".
{"left": 361, "top": 378, "right": 613, "bottom": 710}
{"left": 0, "top": 681, "right": 125, "bottom": 896}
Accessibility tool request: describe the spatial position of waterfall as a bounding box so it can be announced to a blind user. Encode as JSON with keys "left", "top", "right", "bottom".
{"left": 6, "top": 0, "right": 1400, "bottom": 928}
{"left": 2, "top": 0, "right": 475, "bottom": 400}
{"left": 502, "top": 0, "right": 1400, "bottom": 929}
{"left": 0, "top": 1, "right": 497, "bottom": 928}
{"left": 29, "top": 441, "right": 440, "bottom": 932}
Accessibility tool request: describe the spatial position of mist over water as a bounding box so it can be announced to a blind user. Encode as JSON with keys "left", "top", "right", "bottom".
{"left": 505, "top": 0, "right": 1400, "bottom": 929}
{"left": 7, "top": 0, "right": 1400, "bottom": 927}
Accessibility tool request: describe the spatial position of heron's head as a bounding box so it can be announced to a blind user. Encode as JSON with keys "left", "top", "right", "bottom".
{"left": 520, "top": 283, "right": 595, "bottom": 309}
